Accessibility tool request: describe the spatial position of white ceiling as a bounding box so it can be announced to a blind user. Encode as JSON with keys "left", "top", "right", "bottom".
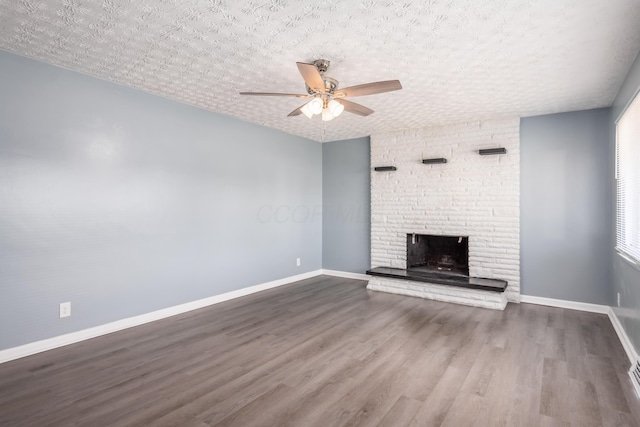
{"left": 1, "top": 0, "right": 640, "bottom": 142}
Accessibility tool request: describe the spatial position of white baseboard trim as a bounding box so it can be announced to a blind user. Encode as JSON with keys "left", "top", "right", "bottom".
{"left": 321, "top": 269, "right": 371, "bottom": 281}
{"left": 520, "top": 295, "right": 610, "bottom": 314}
{"left": 0, "top": 269, "right": 323, "bottom": 365}
{"left": 607, "top": 308, "right": 639, "bottom": 365}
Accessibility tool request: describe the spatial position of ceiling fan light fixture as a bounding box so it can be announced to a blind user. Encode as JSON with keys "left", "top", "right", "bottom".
{"left": 322, "top": 108, "right": 335, "bottom": 121}
{"left": 300, "top": 102, "right": 314, "bottom": 119}
{"left": 328, "top": 99, "right": 344, "bottom": 117}
{"left": 308, "top": 97, "right": 323, "bottom": 115}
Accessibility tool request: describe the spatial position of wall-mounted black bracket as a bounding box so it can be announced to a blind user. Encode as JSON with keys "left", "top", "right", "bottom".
{"left": 479, "top": 148, "right": 507, "bottom": 155}
{"left": 422, "top": 158, "right": 447, "bottom": 164}
{"left": 374, "top": 166, "right": 397, "bottom": 171}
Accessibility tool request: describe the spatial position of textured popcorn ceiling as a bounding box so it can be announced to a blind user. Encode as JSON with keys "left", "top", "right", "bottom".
{"left": 1, "top": 1, "right": 639, "bottom": 142}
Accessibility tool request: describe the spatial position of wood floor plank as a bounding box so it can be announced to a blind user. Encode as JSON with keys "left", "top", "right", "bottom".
{"left": 340, "top": 325, "right": 448, "bottom": 426}
{"left": 209, "top": 383, "right": 296, "bottom": 427}
{"left": 586, "top": 354, "right": 632, "bottom": 414}
{"left": 540, "top": 358, "right": 571, "bottom": 422}
{"left": 375, "top": 395, "right": 423, "bottom": 427}
{"left": 459, "top": 345, "right": 503, "bottom": 397}
{"left": 504, "top": 344, "right": 545, "bottom": 427}
{"left": 261, "top": 365, "right": 361, "bottom": 426}
{"left": 544, "top": 326, "right": 567, "bottom": 361}
{"left": 408, "top": 364, "right": 472, "bottom": 425}
{"left": 305, "top": 335, "right": 417, "bottom": 427}
{"left": 440, "top": 392, "right": 487, "bottom": 427}
{"left": 0, "top": 275, "right": 638, "bottom": 426}
{"left": 538, "top": 415, "right": 571, "bottom": 427}
{"left": 567, "top": 378, "right": 603, "bottom": 427}
{"left": 599, "top": 407, "right": 639, "bottom": 427}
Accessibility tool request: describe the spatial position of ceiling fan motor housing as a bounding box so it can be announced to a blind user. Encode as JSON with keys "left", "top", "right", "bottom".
{"left": 306, "top": 76, "right": 338, "bottom": 95}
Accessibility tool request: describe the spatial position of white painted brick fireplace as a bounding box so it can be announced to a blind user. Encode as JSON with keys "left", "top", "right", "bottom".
{"left": 368, "top": 118, "right": 520, "bottom": 308}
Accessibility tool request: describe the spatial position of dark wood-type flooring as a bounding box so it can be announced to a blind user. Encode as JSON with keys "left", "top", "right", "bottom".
{"left": 1, "top": 275, "right": 639, "bottom": 426}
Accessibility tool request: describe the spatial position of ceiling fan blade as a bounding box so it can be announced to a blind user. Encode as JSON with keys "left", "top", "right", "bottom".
{"left": 335, "top": 80, "right": 402, "bottom": 98}
{"left": 296, "top": 62, "right": 325, "bottom": 93}
{"left": 288, "top": 106, "right": 304, "bottom": 117}
{"left": 339, "top": 99, "right": 374, "bottom": 116}
{"left": 240, "top": 92, "right": 309, "bottom": 98}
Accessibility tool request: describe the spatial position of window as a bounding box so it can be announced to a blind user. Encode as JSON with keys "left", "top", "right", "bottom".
{"left": 616, "top": 89, "right": 640, "bottom": 264}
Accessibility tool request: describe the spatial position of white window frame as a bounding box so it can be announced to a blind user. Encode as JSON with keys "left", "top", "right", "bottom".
{"left": 615, "top": 87, "right": 640, "bottom": 267}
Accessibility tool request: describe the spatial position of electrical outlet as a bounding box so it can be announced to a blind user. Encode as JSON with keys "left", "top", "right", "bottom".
{"left": 617, "top": 292, "right": 621, "bottom": 307}
{"left": 60, "top": 302, "right": 71, "bottom": 318}
{"left": 296, "top": 258, "right": 301, "bottom": 267}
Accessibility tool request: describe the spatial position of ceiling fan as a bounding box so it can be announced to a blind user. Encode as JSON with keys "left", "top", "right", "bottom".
{"left": 240, "top": 59, "right": 402, "bottom": 121}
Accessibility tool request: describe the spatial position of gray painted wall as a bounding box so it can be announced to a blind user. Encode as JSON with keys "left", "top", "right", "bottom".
{"left": 520, "top": 108, "right": 612, "bottom": 305}
{"left": 322, "top": 137, "right": 370, "bottom": 273}
{"left": 611, "top": 51, "right": 640, "bottom": 356}
{"left": 0, "top": 51, "right": 322, "bottom": 350}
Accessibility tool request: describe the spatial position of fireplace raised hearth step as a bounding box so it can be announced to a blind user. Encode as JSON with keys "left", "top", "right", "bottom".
{"left": 366, "top": 267, "right": 507, "bottom": 292}
{"left": 365, "top": 267, "right": 508, "bottom": 310}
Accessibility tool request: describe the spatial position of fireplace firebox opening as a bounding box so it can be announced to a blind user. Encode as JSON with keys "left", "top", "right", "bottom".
{"left": 406, "top": 234, "right": 469, "bottom": 276}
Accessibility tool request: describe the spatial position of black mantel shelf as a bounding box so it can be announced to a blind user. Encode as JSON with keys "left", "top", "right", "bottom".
{"left": 366, "top": 267, "right": 507, "bottom": 293}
